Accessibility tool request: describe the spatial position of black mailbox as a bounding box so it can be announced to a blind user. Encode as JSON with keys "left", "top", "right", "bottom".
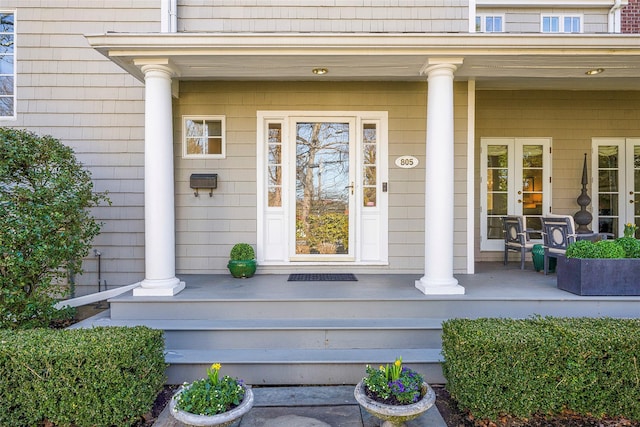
{"left": 190, "top": 173, "right": 217, "bottom": 197}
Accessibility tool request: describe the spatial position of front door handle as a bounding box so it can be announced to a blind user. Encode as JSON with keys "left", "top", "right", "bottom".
{"left": 345, "top": 182, "right": 354, "bottom": 195}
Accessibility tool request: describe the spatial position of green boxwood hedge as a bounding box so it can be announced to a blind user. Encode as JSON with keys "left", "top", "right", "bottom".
{"left": 442, "top": 317, "right": 640, "bottom": 423}
{"left": 0, "top": 326, "right": 166, "bottom": 427}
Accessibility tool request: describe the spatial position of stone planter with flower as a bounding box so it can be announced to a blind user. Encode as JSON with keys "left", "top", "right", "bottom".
{"left": 354, "top": 357, "right": 436, "bottom": 427}
{"left": 169, "top": 363, "right": 253, "bottom": 427}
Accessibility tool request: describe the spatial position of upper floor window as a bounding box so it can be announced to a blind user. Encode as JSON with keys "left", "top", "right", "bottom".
{"left": 0, "top": 12, "right": 15, "bottom": 119}
{"left": 183, "top": 116, "right": 226, "bottom": 159}
{"left": 541, "top": 15, "right": 582, "bottom": 33}
{"left": 476, "top": 15, "right": 504, "bottom": 33}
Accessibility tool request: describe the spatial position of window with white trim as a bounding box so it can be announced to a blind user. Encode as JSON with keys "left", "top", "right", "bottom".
{"left": 0, "top": 12, "right": 15, "bottom": 119}
{"left": 182, "top": 116, "right": 226, "bottom": 159}
{"left": 476, "top": 14, "right": 504, "bottom": 33}
{"left": 541, "top": 15, "right": 582, "bottom": 33}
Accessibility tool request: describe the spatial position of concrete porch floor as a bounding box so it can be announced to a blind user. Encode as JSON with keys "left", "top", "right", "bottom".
{"left": 114, "top": 261, "right": 640, "bottom": 307}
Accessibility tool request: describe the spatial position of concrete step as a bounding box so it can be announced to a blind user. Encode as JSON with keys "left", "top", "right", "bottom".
{"left": 73, "top": 316, "right": 444, "bottom": 349}
{"left": 109, "top": 295, "right": 640, "bottom": 320}
{"left": 164, "top": 348, "right": 445, "bottom": 385}
{"left": 84, "top": 272, "right": 640, "bottom": 387}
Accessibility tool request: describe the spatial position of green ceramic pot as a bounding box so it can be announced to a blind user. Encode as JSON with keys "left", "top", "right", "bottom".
{"left": 227, "top": 259, "right": 257, "bottom": 278}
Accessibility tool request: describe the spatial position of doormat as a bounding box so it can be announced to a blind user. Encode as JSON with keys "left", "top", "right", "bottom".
{"left": 287, "top": 273, "right": 358, "bottom": 281}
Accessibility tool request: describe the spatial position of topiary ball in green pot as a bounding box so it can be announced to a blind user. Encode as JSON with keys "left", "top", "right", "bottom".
{"left": 227, "top": 243, "right": 257, "bottom": 278}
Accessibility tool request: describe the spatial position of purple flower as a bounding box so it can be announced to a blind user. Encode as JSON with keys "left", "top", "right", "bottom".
{"left": 390, "top": 380, "right": 406, "bottom": 394}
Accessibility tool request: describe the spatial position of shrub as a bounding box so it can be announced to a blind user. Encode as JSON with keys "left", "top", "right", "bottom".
{"left": 296, "top": 212, "right": 349, "bottom": 253}
{"left": 0, "top": 128, "right": 109, "bottom": 328}
{"left": 566, "top": 239, "right": 625, "bottom": 259}
{"left": 596, "top": 240, "right": 626, "bottom": 258}
{"left": 565, "top": 240, "right": 599, "bottom": 258}
{"left": 229, "top": 243, "right": 255, "bottom": 260}
{"left": 615, "top": 237, "right": 640, "bottom": 258}
{"left": 0, "top": 326, "right": 166, "bottom": 427}
{"left": 442, "top": 317, "right": 640, "bottom": 423}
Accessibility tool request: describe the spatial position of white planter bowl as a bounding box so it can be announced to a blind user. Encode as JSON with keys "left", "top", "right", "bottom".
{"left": 354, "top": 380, "right": 435, "bottom": 427}
{"left": 169, "top": 384, "right": 254, "bottom": 427}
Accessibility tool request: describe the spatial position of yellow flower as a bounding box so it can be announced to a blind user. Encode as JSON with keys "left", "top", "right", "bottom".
{"left": 212, "top": 363, "right": 222, "bottom": 371}
{"left": 394, "top": 359, "right": 402, "bottom": 367}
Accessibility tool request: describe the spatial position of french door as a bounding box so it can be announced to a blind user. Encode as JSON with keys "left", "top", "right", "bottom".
{"left": 480, "top": 138, "right": 552, "bottom": 251}
{"left": 593, "top": 138, "right": 640, "bottom": 238}
{"left": 257, "top": 111, "right": 388, "bottom": 265}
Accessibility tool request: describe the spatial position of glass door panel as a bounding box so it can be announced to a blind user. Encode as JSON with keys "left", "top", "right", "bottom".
{"left": 485, "top": 144, "right": 510, "bottom": 241}
{"left": 295, "top": 122, "right": 352, "bottom": 257}
{"left": 267, "top": 123, "right": 282, "bottom": 207}
{"left": 596, "top": 145, "right": 619, "bottom": 236}
{"left": 521, "top": 145, "right": 544, "bottom": 237}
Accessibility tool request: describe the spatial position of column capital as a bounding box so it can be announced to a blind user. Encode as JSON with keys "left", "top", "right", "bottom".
{"left": 419, "top": 58, "right": 464, "bottom": 77}
{"left": 134, "top": 58, "right": 180, "bottom": 79}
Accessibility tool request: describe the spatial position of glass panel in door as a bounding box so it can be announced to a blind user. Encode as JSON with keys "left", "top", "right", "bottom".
{"left": 295, "top": 122, "right": 351, "bottom": 256}
{"left": 521, "top": 145, "right": 544, "bottom": 238}
{"left": 485, "top": 144, "right": 509, "bottom": 242}
{"left": 597, "top": 145, "right": 620, "bottom": 237}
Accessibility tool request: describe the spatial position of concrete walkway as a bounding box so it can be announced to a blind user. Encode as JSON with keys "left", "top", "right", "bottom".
{"left": 153, "top": 385, "right": 447, "bottom": 427}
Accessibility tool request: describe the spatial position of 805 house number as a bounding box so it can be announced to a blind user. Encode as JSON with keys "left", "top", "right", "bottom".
{"left": 395, "top": 155, "right": 419, "bottom": 169}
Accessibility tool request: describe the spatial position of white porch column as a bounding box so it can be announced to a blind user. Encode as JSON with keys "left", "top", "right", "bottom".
{"left": 415, "top": 59, "right": 465, "bottom": 295}
{"left": 133, "top": 61, "right": 185, "bottom": 296}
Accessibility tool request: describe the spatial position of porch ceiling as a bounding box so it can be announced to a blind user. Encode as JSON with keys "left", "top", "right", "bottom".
{"left": 86, "top": 33, "right": 640, "bottom": 90}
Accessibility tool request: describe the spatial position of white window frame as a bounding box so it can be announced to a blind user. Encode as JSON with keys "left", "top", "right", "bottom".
{"left": 182, "top": 115, "right": 226, "bottom": 159}
{"left": 0, "top": 10, "right": 16, "bottom": 120}
{"left": 541, "top": 14, "right": 583, "bottom": 33}
{"left": 476, "top": 14, "right": 505, "bottom": 33}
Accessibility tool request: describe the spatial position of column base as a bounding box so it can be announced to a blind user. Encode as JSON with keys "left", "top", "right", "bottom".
{"left": 415, "top": 277, "right": 465, "bottom": 295}
{"left": 133, "top": 278, "right": 185, "bottom": 296}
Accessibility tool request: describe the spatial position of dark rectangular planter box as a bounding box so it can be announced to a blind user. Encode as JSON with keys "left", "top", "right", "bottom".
{"left": 556, "top": 255, "right": 640, "bottom": 296}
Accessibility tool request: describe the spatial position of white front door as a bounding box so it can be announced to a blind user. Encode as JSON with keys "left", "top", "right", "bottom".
{"left": 480, "top": 138, "right": 552, "bottom": 251}
{"left": 257, "top": 111, "right": 388, "bottom": 265}
{"left": 593, "top": 138, "right": 640, "bottom": 238}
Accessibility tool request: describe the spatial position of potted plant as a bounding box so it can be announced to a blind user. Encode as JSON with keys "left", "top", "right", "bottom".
{"left": 354, "top": 357, "right": 436, "bottom": 427}
{"left": 557, "top": 237, "right": 640, "bottom": 295}
{"left": 169, "top": 363, "right": 253, "bottom": 427}
{"left": 227, "top": 243, "right": 257, "bottom": 278}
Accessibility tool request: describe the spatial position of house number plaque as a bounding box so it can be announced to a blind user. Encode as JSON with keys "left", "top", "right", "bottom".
{"left": 395, "top": 155, "right": 418, "bottom": 169}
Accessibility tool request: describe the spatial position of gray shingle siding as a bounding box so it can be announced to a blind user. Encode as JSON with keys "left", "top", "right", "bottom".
{"left": 178, "top": 1, "right": 469, "bottom": 33}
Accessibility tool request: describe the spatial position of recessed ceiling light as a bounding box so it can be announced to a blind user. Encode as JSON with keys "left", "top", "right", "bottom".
{"left": 312, "top": 68, "right": 328, "bottom": 75}
{"left": 585, "top": 68, "right": 604, "bottom": 75}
